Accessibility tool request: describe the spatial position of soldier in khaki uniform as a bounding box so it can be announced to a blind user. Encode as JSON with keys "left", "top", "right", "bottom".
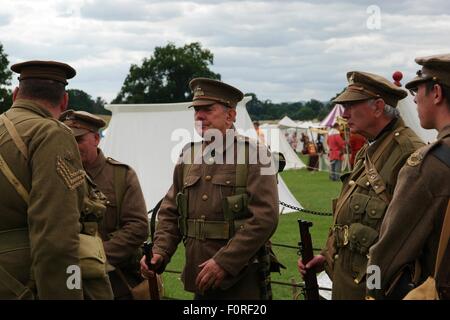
{"left": 141, "top": 78, "right": 279, "bottom": 299}
{"left": 298, "top": 71, "right": 424, "bottom": 299}
{"left": 0, "top": 61, "right": 112, "bottom": 299}
{"left": 60, "top": 110, "right": 149, "bottom": 299}
{"left": 367, "top": 54, "right": 450, "bottom": 300}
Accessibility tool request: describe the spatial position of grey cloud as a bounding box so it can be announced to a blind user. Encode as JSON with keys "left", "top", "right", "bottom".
{"left": 80, "top": 0, "right": 184, "bottom": 21}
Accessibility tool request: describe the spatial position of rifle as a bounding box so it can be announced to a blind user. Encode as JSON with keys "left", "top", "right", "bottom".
{"left": 298, "top": 219, "right": 320, "bottom": 300}
{"left": 143, "top": 241, "right": 160, "bottom": 300}
{"left": 142, "top": 198, "right": 164, "bottom": 300}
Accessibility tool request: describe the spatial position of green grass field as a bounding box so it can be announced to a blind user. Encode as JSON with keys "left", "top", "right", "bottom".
{"left": 158, "top": 168, "right": 342, "bottom": 300}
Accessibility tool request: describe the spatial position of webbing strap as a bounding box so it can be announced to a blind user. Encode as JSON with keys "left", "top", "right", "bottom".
{"left": 333, "top": 129, "right": 397, "bottom": 225}
{"left": 435, "top": 200, "right": 450, "bottom": 276}
{"left": 235, "top": 141, "right": 249, "bottom": 195}
{"left": 0, "top": 265, "right": 32, "bottom": 299}
{"left": 113, "top": 164, "right": 128, "bottom": 231}
{"left": 1, "top": 114, "right": 28, "bottom": 160}
{"left": 0, "top": 153, "right": 29, "bottom": 204}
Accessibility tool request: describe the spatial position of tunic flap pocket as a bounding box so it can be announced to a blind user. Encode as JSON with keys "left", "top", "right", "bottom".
{"left": 349, "top": 193, "right": 370, "bottom": 215}
{"left": 366, "top": 197, "right": 387, "bottom": 219}
{"left": 212, "top": 174, "right": 236, "bottom": 187}
{"left": 183, "top": 175, "right": 201, "bottom": 188}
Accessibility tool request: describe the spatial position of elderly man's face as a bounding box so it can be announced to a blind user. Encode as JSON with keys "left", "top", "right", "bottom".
{"left": 342, "top": 100, "right": 380, "bottom": 138}
{"left": 194, "top": 103, "right": 236, "bottom": 136}
{"left": 75, "top": 132, "right": 100, "bottom": 167}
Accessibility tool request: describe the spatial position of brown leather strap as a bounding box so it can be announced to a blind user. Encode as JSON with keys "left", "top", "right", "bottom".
{"left": 333, "top": 130, "right": 396, "bottom": 224}
{"left": 0, "top": 153, "right": 30, "bottom": 203}
{"left": 435, "top": 200, "right": 450, "bottom": 276}
{"left": 1, "top": 114, "right": 28, "bottom": 160}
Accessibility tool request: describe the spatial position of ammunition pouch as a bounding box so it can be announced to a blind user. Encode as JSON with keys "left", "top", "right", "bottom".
{"left": 348, "top": 223, "right": 378, "bottom": 256}
{"left": 222, "top": 193, "right": 250, "bottom": 237}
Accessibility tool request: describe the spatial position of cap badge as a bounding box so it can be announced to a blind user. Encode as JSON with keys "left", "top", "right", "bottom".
{"left": 193, "top": 87, "right": 205, "bottom": 98}
{"left": 349, "top": 73, "right": 355, "bottom": 84}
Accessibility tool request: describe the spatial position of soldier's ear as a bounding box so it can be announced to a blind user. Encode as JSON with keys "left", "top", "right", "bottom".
{"left": 60, "top": 92, "right": 69, "bottom": 113}
{"left": 374, "top": 98, "right": 385, "bottom": 117}
{"left": 227, "top": 108, "right": 237, "bottom": 123}
{"left": 12, "top": 87, "right": 19, "bottom": 101}
{"left": 433, "top": 84, "right": 445, "bottom": 105}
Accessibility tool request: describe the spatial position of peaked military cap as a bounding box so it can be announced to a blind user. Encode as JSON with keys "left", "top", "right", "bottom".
{"left": 11, "top": 60, "right": 76, "bottom": 85}
{"left": 405, "top": 53, "right": 450, "bottom": 89}
{"left": 333, "top": 71, "right": 407, "bottom": 107}
{"left": 59, "top": 110, "right": 106, "bottom": 137}
{"left": 189, "top": 77, "right": 244, "bottom": 108}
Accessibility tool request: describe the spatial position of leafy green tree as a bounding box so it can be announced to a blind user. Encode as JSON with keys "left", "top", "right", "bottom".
{"left": 67, "top": 89, "right": 110, "bottom": 115}
{"left": 0, "top": 43, "right": 12, "bottom": 113}
{"left": 113, "top": 42, "right": 220, "bottom": 103}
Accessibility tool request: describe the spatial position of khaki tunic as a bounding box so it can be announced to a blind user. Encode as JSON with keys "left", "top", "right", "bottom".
{"left": 322, "top": 118, "right": 424, "bottom": 300}
{"left": 368, "top": 125, "right": 450, "bottom": 299}
{"left": 153, "top": 132, "right": 279, "bottom": 299}
{"left": 0, "top": 100, "right": 85, "bottom": 299}
{"left": 85, "top": 149, "right": 148, "bottom": 297}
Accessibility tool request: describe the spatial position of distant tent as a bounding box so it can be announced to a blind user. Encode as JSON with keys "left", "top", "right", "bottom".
{"left": 278, "top": 116, "right": 298, "bottom": 129}
{"left": 320, "top": 104, "right": 344, "bottom": 128}
{"left": 397, "top": 94, "right": 437, "bottom": 144}
{"left": 100, "top": 96, "right": 302, "bottom": 214}
{"left": 260, "top": 124, "right": 306, "bottom": 170}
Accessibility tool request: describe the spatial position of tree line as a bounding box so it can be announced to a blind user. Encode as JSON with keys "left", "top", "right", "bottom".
{"left": 0, "top": 42, "right": 336, "bottom": 120}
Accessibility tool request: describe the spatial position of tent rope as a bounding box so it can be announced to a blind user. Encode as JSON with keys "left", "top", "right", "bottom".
{"left": 279, "top": 201, "right": 333, "bottom": 216}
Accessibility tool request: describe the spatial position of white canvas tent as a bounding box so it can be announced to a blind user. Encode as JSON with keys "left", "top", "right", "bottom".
{"left": 397, "top": 94, "right": 438, "bottom": 144}
{"left": 259, "top": 124, "right": 305, "bottom": 170}
{"left": 278, "top": 116, "right": 298, "bottom": 129}
{"left": 100, "top": 96, "right": 302, "bottom": 214}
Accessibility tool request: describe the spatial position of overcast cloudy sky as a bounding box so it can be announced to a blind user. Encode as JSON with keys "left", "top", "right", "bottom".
{"left": 1, "top": 0, "right": 450, "bottom": 103}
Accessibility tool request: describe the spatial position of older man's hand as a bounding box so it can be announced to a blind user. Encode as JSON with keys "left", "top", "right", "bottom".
{"left": 195, "top": 258, "right": 227, "bottom": 293}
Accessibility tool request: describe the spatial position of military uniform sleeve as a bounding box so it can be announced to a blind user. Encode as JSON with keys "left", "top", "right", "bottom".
{"left": 28, "top": 124, "right": 84, "bottom": 299}
{"left": 152, "top": 161, "right": 184, "bottom": 271}
{"left": 103, "top": 167, "right": 149, "bottom": 266}
{"left": 213, "top": 147, "right": 279, "bottom": 276}
{"left": 367, "top": 154, "right": 448, "bottom": 299}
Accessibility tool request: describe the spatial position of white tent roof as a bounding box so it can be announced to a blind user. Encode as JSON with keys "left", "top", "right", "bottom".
{"left": 278, "top": 116, "right": 299, "bottom": 128}
{"left": 100, "top": 96, "right": 301, "bottom": 214}
{"left": 260, "top": 124, "right": 305, "bottom": 170}
{"left": 397, "top": 94, "right": 437, "bottom": 144}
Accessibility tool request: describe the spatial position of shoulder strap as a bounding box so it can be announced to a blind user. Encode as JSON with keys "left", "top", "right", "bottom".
{"left": 435, "top": 200, "right": 450, "bottom": 276}
{"left": 0, "top": 154, "right": 30, "bottom": 203}
{"left": 0, "top": 114, "right": 30, "bottom": 204}
{"left": 235, "top": 142, "right": 249, "bottom": 195}
{"left": 113, "top": 164, "right": 128, "bottom": 231}
{"left": 431, "top": 143, "right": 450, "bottom": 168}
{"left": 1, "top": 114, "right": 28, "bottom": 160}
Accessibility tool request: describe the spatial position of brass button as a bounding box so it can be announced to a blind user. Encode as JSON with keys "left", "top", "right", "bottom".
{"left": 362, "top": 237, "right": 366, "bottom": 242}
{"left": 374, "top": 185, "right": 379, "bottom": 189}
{"left": 395, "top": 132, "right": 400, "bottom": 136}
{"left": 184, "top": 182, "right": 188, "bottom": 186}
{"left": 226, "top": 180, "right": 231, "bottom": 185}
{"left": 366, "top": 182, "right": 370, "bottom": 186}
{"left": 234, "top": 204, "right": 239, "bottom": 208}
{"left": 208, "top": 157, "right": 214, "bottom": 164}
{"left": 334, "top": 254, "right": 339, "bottom": 259}
{"left": 354, "top": 205, "right": 360, "bottom": 210}
{"left": 202, "top": 194, "right": 208, "bottom": 201}
{"left": 205, "top": 175, "right": 212, "bottom": 181}
{"left": 371, "top": 210, "right": 376, "bottom": 215}
{"left": 349, "top": 180, "right": 355, "bottom": 186}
